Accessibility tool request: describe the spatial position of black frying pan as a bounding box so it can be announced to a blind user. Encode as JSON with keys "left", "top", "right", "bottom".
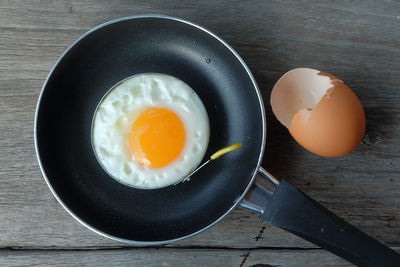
{"left": 35, "top": 15, "right": 400, "bottom": 266}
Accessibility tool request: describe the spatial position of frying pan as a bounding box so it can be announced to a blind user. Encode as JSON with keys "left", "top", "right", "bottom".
{"left": 35, "top": 15, "right": 399, "bottom": 266}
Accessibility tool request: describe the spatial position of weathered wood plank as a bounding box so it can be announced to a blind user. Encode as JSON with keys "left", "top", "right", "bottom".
{"left": 0, "top": 248, "right": 354, "bottom": 267}
{"left": 0, "top": 0, "right": 399, "bottom": 261}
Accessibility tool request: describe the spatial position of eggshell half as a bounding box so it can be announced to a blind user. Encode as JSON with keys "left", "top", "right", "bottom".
{"left": 270, "top": 68, "right": 366, "bottom": 157}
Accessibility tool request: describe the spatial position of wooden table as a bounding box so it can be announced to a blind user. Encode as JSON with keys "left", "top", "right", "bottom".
{"left": 1, "top": 1, "right": 399, "bottom": 266}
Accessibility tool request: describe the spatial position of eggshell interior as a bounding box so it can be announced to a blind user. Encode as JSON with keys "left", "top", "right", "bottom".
{"left": 270, "top": 68, "right": 333, "bottom": 128}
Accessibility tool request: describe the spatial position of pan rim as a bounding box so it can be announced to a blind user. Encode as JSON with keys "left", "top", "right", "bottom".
{"left": 34, "top": 14, "right": 266, "bottom": 246}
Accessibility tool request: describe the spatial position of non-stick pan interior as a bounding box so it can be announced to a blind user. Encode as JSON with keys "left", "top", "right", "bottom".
{"left": 36, "top": 16, "right": 264, "bottom": 243}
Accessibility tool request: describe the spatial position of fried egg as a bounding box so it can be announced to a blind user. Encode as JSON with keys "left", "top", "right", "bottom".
{"left": 92, "top": 73, "right": 210, "bottom": 189}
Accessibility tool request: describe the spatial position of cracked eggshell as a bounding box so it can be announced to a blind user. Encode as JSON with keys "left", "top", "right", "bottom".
{"left": 270, "top": 68, "right": 366, "bottom": 157}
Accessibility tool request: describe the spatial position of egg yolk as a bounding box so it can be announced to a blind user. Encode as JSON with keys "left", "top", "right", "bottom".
{"left": 129, "top": 107, "right": 186, "bottom": 168}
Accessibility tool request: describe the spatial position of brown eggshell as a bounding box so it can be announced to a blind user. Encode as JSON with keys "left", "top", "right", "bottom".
{"left": 289, "top": 73, "right": 365, "bottom": 157}
{"left": 271, "top": 68, "right": 366, "bottom": 157}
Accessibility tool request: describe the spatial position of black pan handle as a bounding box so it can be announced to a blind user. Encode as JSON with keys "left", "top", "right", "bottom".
{"left": 240, "top": 169, "right": 400, "bottom": 267}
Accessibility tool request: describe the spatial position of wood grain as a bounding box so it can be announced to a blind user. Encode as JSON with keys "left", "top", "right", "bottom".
{"left": 0, "top": 248, "right": 357, "bottom": 267}
{"left": 0, "top": 0, "right": 399, "bottom": 266}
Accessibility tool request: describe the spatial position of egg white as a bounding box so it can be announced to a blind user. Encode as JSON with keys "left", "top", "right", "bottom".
{"left": 92, "top": 73, "right": 210, "bottom": 189}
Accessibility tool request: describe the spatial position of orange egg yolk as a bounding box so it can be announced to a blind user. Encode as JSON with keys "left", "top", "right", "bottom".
{"left": 128, "top": 107, "right": 186, "bottom": 168}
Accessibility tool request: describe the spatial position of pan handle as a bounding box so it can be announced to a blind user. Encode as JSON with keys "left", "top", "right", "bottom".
{"left": 239, "top": 167, "right": 400, "bottom": 267}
